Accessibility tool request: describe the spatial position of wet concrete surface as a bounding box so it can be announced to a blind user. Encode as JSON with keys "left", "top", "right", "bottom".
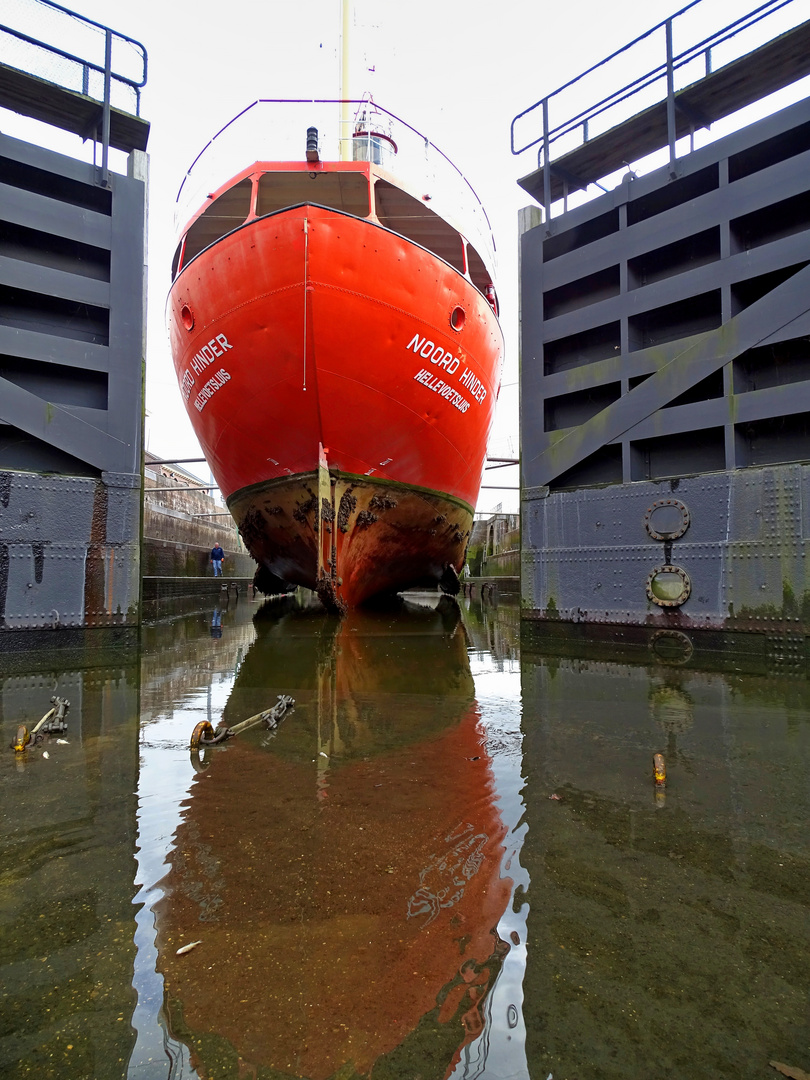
{"left": 0, "top": 591, "right": 808, "bottom": 1079}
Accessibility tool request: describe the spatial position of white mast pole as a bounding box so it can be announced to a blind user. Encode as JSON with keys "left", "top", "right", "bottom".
{"left": 340, "top": 0, "right": 351, "bottom": 161}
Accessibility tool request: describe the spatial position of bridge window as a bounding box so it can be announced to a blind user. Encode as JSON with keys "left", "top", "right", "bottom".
{"left": 257, "top": 171, "right": 369, "bottom": 217}
{"left": 181, "top": 179, "right": 253, "bottom": 266}
{"left": 171, "top": 241, "right": 183, "bottom": 281}
{"left": 374, "top": 180, "right": 465, "bottom": 273}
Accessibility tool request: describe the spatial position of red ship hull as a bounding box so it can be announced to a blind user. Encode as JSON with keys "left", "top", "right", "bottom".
{"left": 168, "top": 121, "right": 503, "bottom": 610}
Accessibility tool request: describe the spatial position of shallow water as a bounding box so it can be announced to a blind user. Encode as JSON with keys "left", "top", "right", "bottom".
{"left": 0, "top": 592, "right": 807, "bottom": 1080}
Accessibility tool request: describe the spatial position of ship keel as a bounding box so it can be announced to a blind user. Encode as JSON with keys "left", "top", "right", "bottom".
{"left": 228, "top": 471, "right": 472, "bottom": 612}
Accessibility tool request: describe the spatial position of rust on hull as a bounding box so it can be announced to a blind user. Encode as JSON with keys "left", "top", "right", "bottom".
{"left": 228, "top": 470, "right": 471, "bottom": 612}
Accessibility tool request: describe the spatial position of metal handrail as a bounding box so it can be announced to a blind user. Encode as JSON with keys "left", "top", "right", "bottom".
{"left": 510, "top": 0, "right": 802, "bottom": 220}
{"left": 173, "top": 98, "right": 497, "bottom": 267}
{"left": 511, "top": 0, "right": 793, "bottom": 157}
{"left": 0, "top": 21, "right": 147, "bottom": 95}
{"left": 0, "top": 0, "right": 148, "bottom": 183}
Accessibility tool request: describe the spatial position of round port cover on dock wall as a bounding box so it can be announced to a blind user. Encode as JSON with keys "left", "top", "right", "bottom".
{"left": 644, "top": 499, "right": 690, "bottom": 541}
{"left": 646, "top": 565, "right": 691, "bottom": 607}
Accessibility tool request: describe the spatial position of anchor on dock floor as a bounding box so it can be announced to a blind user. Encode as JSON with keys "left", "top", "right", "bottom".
{"left": 189, "top": 694, "right": 295, "bottom": 756}
{"left": 10, "top": 697, "right": 70, "bottom": 753}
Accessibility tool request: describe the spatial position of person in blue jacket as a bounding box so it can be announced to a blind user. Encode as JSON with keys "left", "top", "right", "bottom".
{"left": 210, "top": 542, "right": 225, "bottom": 577}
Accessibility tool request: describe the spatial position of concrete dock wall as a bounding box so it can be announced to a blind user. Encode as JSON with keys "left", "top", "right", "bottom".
{"left": 142, "top": 461, "right": 256, "bottom": 579}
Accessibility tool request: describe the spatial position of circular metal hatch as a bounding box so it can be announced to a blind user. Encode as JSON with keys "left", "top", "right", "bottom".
{"left": 646, "top": 565, "right": 691, "bottom": 607}
{"left": 644, "top": 498, "right": 690, "bottom": 541}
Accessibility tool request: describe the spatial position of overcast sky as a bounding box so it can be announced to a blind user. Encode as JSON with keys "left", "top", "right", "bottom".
{"left": 3, "top": 0, "right": 805, "bottom": 512}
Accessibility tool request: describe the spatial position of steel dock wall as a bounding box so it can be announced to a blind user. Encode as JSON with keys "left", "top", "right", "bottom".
{"left": 0, "top": 133, "right": 147, "bottom": 641}
{"left": 520, "top": 93, "right": 810, "bottom": 633}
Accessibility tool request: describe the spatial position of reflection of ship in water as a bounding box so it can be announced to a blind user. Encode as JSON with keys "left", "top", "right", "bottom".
{"left": 155, "top": 595, "right": 514, "bottom": 1079}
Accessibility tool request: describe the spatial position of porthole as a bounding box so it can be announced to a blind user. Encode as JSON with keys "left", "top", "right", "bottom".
{"left": 180, "top": 304, "right": 195, "bottom": 331}
{"left": 450, "top": 305, "right": 466, "bottom": 331}
{"left": 644, "top": 498, "right": 689, "bottom": 541}
{"left": 646, "top": 565, "right": 691, "bottom": 608}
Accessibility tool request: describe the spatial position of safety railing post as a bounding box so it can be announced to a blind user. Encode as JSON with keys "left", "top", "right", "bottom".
{"left": 542, "top": 97, "right": 551, "bottom": 227}
{"left": 665, "top": 18, "right": 677, "bottom": 176}
{"left": 101, "top": 27, "right": 111, "bottom": 186}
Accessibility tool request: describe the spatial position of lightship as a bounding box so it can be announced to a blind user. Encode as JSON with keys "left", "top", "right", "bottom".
{"left": 167, "top": 98, "right": 503, "bottom": 611}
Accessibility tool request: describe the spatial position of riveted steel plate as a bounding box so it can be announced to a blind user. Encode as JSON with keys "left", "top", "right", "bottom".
{"left": 522, "top": 463, "right": 810, "bottom": 630}
{"left": 1, "top": 471, "right": 141, "bottom": 632}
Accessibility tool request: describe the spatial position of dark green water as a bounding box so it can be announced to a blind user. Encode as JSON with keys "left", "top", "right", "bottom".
{"left": 0, "top": 592, "right": 807, "bottom": 1080}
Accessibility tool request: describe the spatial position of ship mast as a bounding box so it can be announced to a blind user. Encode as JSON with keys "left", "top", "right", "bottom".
{"left": 340, "top": 0, "right": 351, "bottom": 161}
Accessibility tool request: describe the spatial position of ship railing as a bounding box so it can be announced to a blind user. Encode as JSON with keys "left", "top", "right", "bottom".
{"left": 0, "top": 0, "right": 147, "bottom": 181}
{"left": 174, "top": 98, "right": 497, "bottom": 276}
{"left": 510, "top": 0, "right": 806, "bottom": 221}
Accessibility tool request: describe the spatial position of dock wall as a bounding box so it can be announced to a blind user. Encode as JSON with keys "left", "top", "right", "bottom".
{"left": 519, "top": 93, "right": 810, "bottom": 636}
{"left": 467, "top": 514, "right": 520, "bottom": 578}
{"left": 0, "top": 133, "right": 147, "bottom": 641}
{"left": 143, "top": 463, "right": 256, "bottom": 579}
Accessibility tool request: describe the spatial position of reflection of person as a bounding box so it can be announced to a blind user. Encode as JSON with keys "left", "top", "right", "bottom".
{"left": 210, "top": 608, "right": 223, "bottom": 638}
{"left": 210, "top": 542, "right": 225, "bottom": 577}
